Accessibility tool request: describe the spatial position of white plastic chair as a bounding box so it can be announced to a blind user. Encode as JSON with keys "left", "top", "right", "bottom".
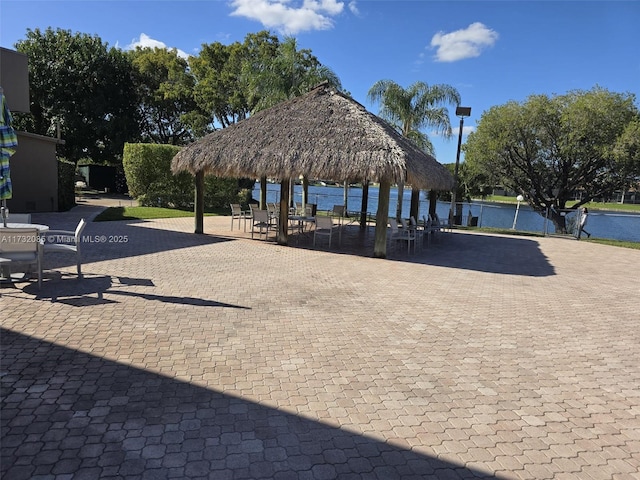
{"left": 409, "top": 216, "right": 423, "bottom": 249}
{"left": 313, "top": 216, "right": 338, "bottom": 247}
{"left": 230, "top": 203, "right": 249, "bottom": 231}
{"left": 43, "top": 218, "right": 87, "bottom": 278}
{"left": 388, "top": 218, "right": 415, "bottom": 254}
{"left": 251, "top": 209, "right": 271, "bottom": 240}
{"left": 7, "top": 213, "right": 32, "bottom": 223}
{"left": 0, "top": 227, "right": 43, "bottom": 288}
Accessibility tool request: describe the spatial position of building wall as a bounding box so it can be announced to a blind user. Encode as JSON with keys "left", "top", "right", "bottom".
{"left": 2, "top": 47, "right": 62, "bottom": 212}
{"left": 5, "top": 131, "right": 59, "bottom": 213}
{"left": 0, "top": 47, "right": 30, "bottom": 113}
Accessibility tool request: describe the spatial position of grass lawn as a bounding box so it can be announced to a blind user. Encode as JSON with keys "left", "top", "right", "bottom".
{"left": 94, "top": 206, "right": 224, "bottom": 222}
{"left": 460, "top": 226, "right": 639, "bottom": 250}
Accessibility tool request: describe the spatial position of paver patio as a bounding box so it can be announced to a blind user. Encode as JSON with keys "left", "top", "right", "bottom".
{"left": 2, "top": 200, "right": 639, "bottom": 479}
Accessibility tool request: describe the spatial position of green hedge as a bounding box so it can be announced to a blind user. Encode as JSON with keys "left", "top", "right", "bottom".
{"left": 58, "top": 159, "right": 76, "bottom": 212}
{"left": 122, "top": 143, "right": 250, "bottom": 210}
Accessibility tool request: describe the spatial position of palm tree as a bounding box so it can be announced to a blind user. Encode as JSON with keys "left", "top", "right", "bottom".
{"left": 246, "top": 37, "right": 342, "bottom": 112}
{"left": 367, "top": 80, "right": 461, "bottom": 221}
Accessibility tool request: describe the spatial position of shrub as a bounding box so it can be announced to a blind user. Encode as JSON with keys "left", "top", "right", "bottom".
{"left": 123, "top": 143, "right": 248, "bottom": 210}
{"left": 57, "top": 158, "right": 76, "bottom": 211}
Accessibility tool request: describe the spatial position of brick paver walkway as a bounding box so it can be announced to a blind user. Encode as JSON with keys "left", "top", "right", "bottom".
{"left": 2, "top": 202, "right": 639, "bottom": 479}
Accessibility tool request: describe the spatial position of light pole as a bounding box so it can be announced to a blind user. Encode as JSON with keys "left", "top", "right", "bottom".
{"left": 512, "top": 194, "right": 524, "bottom": 230}
{"left": 450, "top": 106, "right": 471, "bottom": 226}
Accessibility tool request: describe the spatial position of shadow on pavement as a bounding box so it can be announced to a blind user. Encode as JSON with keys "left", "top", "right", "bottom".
{"left": 292, "top": 226, "right": 555, "bottom": 277}
{"left": 14, "top": 274, "right": 250, "bottom": 310}
{"left": 1, "top": 328, "right": 501, "bottom": 480}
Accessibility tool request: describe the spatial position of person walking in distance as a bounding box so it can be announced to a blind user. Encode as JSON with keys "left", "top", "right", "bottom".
{"left": 578, "top": 207, "right": 591, "bottom": 239}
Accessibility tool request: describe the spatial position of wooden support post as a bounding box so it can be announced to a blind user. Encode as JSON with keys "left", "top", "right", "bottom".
{"left": 260, "top": 176, "right": 267, "bottom": 210}
{"left": 194, "top": 171, "right": 204, "bottom": 234}
{"left": 374, "top": 177, "right": 391, "bottom": 258}
{"left": 360, "top": 181, "right": 369, "bottom": 229}
{"left": 278, "top": 178, "right": 290, "bottom": 245}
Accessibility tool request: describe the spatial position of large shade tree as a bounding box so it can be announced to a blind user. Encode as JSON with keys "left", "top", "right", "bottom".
{"left": 128, "top": 47, "right": 208, "bottom": 145}
{"left": 367, "top": 80, "right": 460, "bottom": 221}
{"left": 612, "top": 118, "right": 640, "bottom": 201}
{"left": 190, "top": 32, "right": 279, "bottom": 129}
{"left": 464, "top": 87, "right": 639, "bottom": 232}
{"left": 13, "top": 27, "right": 140, "bottom": 165}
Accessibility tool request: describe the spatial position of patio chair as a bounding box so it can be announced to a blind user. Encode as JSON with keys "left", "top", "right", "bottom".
{"left": 409, "top": 216, "right": 424, "bottom": 249}
{"left": 43, "top": 218, "right": 87, "bottom": 278}
{"left": 251, "top": 209, "right": 272, "bottom": 240}
{"left": 0, "top": 227, "right": 43, "bottom": 289}
{"left": 423, "top": 215, "right": 436, "bottom": 245}
{"left": 267, "top": 202, "right": 280, "bottom": 228}
{"left": 388, "top": 218, "right": 415, "bottom": 254}
{"left": 230, "top": 203, "right": 249, "bottom": 231}
{"left": 332, "top": 205, "right": 346, "bottom": 224}
{"left": 314, "top": 216, "right": 338, "bottom": 247}
{"left": 7, "top": 213, "right": 32, "bottom": 224}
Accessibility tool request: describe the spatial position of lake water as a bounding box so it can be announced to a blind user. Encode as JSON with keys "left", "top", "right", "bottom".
{"left": 253, "top": 182, "right": 640, "bottom": 243}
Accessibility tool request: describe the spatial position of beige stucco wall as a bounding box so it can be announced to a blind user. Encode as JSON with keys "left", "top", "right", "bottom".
{"left": 5, "top": 131, "right": 60, "bottom": 212}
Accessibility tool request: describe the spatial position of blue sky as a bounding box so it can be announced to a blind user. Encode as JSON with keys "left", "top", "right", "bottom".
{"left": 1, "top": 0, "right": 639, "bottom": 164}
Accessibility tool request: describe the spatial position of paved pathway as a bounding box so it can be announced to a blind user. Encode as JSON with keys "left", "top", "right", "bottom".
{"left": 2, "top": 202, "right": 640, "bottom": 479}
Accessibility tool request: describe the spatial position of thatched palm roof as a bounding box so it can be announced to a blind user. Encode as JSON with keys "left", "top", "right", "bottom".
{"left": 172, "top": 83, "right": 453, "bottom": 190}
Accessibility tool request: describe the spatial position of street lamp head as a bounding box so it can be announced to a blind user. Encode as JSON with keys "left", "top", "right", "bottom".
{"left": 516, "top": 194, "right": 524, "bottom": 202}
{"left": 456, "top": 106, "right": 471, "bottom": 117}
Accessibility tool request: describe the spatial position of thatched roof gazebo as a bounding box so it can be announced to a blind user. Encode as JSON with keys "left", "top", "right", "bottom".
{"left": 172, "top": 82, "right": 453, "bottom": 258}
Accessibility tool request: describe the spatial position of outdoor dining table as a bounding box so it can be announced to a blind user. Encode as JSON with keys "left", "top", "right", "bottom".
{"left": 288, "top": 215, "right": 316, "bottom": 240}
{"left": 0, "top": 223, "right": 49, "bottom": 232}
{"left": 0, "top": 222, "right": 49, "bottom": 283}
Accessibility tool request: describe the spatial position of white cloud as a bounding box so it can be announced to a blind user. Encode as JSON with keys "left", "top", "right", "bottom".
{"left": 126, "top": 33, "right": 190, "bottom": 60}
{"left": 348, "top": 1, "right": 359, "bottom": 15}
{"left": 430, "top": 22, "right": 498, "bottom": 62}
{"left": 229, "top": 0, "right": 347, "bottom": 34}
{"left": 453, "top": 125, "right": 475, "bottom": 137}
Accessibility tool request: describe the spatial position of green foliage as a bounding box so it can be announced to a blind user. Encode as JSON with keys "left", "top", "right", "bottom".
{"left": 122, "top": 143, "right": 247, "bottom": 210}
{"left": 613, "top": 118, "right": 640, "bottom": 186}
{"left": 128, "top": 47, "right": 208, "bottom": 144}
{"left": 57, "top": 159, "right": 76, "bottom": 211}
{"left": 464, "top": 86, "right": 639, "bottom": 231}
{"left": 13, "top": 27, "right": 141, "bottom": 165}
{"left": 245, "top": 36, "right": 343, "bottom": 113}
{"left": 367, "top": 80, "right": 461, "bottom": 152}
{"left": 367, "top": 80, "right": 461, "bottom": 220}
{"left": 123, "top": 143, "right": 191, "bottom": 208}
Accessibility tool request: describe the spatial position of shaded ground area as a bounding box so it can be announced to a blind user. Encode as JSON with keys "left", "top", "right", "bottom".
{"left": 1, "top": 329, "right": 497, "bottom": 480}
